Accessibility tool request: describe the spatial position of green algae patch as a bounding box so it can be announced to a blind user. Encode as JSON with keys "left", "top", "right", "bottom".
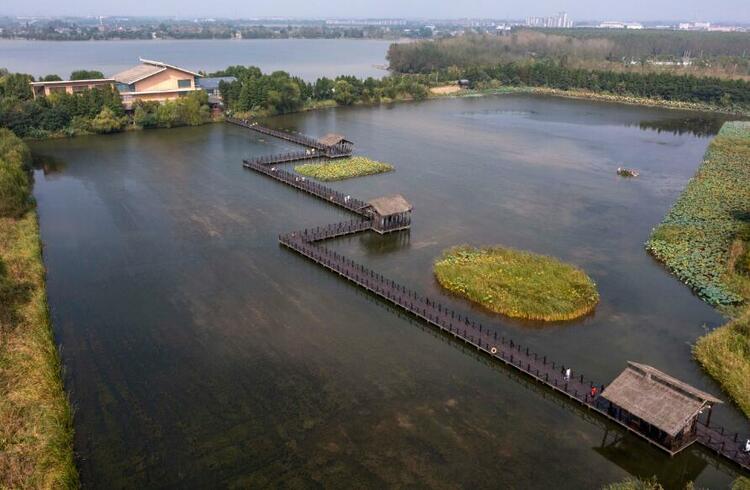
{"left": 433, "top": 245, "right": 599, "bottom": 322}
{"left": 294, "top": 156, "right": 393, "bottom": 181}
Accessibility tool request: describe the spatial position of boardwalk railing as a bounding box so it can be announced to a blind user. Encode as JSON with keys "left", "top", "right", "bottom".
{"left": 243, "top": 159, "right": 370, "bottom": 215}
{"left": 238, "top": 121, "right": 750, "bottom": 474}
{"left": 228, "top": 117, "right": 331, "bottom": 151}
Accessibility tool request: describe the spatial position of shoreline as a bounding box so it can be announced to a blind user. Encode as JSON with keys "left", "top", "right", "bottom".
{"left": 0, "top": 209, "right": 78, "bottom": 487}
{"left": 22, "top": 83, "right": 748, "bottom": 142}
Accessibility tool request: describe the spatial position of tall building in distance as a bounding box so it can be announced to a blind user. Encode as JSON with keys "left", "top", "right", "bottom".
{"left": 525, "top": 12, "right": 573, "bottom": 28}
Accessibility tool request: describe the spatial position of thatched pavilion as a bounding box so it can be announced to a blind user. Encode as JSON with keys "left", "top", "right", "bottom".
{"left": 601, "top": 362, "right": 722, "bottom": 454}
{"left": 362, "top": 194, "right": 412, "bottom": 234}
{"left": 318, "top": 133, "right": 354, "bottom": 153}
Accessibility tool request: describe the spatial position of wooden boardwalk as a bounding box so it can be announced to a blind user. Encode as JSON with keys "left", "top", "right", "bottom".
{"left": 228, "top": 117, "right": 332, "bottom": 152}
{"left": 238, "top": 122, "right": 750, "bottom": 474}
{"left": 243, "top": 159, "right": 370, "bottom": 215}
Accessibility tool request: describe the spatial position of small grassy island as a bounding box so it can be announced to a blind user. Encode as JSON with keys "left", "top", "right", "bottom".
{"left": 647, "top": 121, "right": 750, "bottom": 418}
{"left": 294, "top": 156, "right": 393, "bottom": 181}
{"left": 433, "top": 245, "right": 599, "bottom": 322}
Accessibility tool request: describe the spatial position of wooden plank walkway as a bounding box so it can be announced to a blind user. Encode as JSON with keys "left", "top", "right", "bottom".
{"left": 227, "top": 117, "right": 330, "bottom": 151}
{"left": 243, "top": 159, "right": 370, "bottom": 216}
{"left": 237, "top": 120, "right": 750, "bottom": 474}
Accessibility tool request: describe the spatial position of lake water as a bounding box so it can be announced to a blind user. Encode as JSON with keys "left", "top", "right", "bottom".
{"left": 31, "top": 95, "right": 748, "bottom": 488}
{"left": 0, "top": 38, "right": 393, "bottom": 80}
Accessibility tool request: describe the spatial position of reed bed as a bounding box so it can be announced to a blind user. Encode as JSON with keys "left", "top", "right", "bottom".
{"left": 433, "top": 245, "right": 599, "bottom": 322}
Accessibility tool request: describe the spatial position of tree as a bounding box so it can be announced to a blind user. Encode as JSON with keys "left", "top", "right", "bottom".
{"left": 90, "top": 107, "right": 123, "bottom": 134}
{"left": 70, "top": 70, "right": 105, "bottom": 80}
{"left": 42, "top": 74, "right": 62, "bottom": 81}
{"left": 0, "top": 73, "right": 34, "bottom": 100}
{"left": 313, "top": 77, "right": 335, "bottom": 100}
{"left": 332, "top": 80, "right": 355, "bottom": 105}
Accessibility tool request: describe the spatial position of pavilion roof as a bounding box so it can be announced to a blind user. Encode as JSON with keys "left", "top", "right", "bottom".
{"left": 366, "top": 194, "right": 412, "bottom": 216}
{"left": 602, "top": 362, "right": 721, "bottom": 437}
{"left": 318, "top": 133, "right": 352, "bottom": 147}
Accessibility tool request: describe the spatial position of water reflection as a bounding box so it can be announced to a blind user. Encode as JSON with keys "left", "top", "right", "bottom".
{"left": 32, "top": 153, "right": 67, "bottom": 176}
{"left": 634, "top": 116, "right": 730, "bottom": 137}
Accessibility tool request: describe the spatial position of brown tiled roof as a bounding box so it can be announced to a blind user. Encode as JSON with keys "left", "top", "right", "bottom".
{"left": 602, "top": 362, "right": 722, "bottom": 437}
{"left": 366, "top": 194, "right": 412, "bottom": 216}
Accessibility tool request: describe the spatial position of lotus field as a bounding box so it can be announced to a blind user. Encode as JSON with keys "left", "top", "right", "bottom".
{"left": 646, "top": 121, "right": 750, "bottom": 307}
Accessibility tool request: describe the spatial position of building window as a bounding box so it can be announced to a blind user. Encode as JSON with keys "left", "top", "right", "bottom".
{"left": 116, "top": 83, "right": 133, "bottom": 93}
{"left": 49, "top": 87, "right": 66, "bottom": 94}
{"left": 177, "top": 79, "right": 192, "bottom": 89}
{"left": 73, "top": 86, "right": 87, "bottom": 93}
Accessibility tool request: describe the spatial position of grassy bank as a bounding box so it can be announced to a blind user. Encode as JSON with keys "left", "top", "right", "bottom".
{"left": 294, "top": 156, "right": 393, "bottom": 181}
{"left": 0, "top": 130, "right": 78, "bottom": 488}
{"left": 646, "top": 121, "right": 750, "bottom": 418}
{"left": 434, "top": 245, "right": 599, "bottom": 322}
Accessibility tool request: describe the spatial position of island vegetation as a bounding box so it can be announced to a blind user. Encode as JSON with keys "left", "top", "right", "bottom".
{"left": 433, "top": 245, "right": 599, "bottom": 322}
{"left": 294, "top": 156, "right": 393, "bottom": 181}
{"left": 0, "top": 129, "right": 77, "bottom": 487}
{"left": 646, "top": 121, "right": 750, "bottom": 418}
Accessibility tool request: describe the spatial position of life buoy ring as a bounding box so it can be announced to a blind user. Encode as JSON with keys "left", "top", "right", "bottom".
{"left": 490, "top": 347, "right": 498, "bottom": 354}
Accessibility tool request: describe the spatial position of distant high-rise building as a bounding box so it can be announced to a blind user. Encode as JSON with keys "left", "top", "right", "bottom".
{"left": 525, "top": 12, "right": 573, "bottom": 28}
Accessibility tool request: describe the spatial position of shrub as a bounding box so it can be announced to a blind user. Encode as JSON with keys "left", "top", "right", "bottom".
{"left": 0, "top": 128, "right": 32, "bottom": 217}
{"left": 90, "top": 106, "right": 124, "bottom": 134}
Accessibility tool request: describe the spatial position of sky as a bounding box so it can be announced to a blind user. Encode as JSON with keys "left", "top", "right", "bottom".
{"left": 2, "top": 0, "right": 749, "bottom": 23}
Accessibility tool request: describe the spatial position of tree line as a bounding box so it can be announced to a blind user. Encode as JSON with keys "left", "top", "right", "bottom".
{"left": 387, "top": 32, "right": 750, "bottom": 78}
{"left": 212, "top": 66, "right": 431, "bottom": 115}
{"left": 461, "top": 61, "right": 750, "bottom": 108}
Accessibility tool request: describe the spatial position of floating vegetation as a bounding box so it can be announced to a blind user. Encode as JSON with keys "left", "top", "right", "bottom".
{"left": 433, "top": 245, "right": 599, "bottom": 322}
{"left": 646, "top": 121, "right": 750, "bottom": 306}
{"left": 294, "top": 156, "right": 393, "bottom": 181}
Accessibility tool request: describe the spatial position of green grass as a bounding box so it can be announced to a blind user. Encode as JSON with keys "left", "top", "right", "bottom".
{"left": 0, "top": 211, "right": 78, "bottom": 489}
{"left": 433, "top": 245, "right": 599, "bottom": 322}
{"left": 294, "top": 156, "right": 393, "bottom": 181}
{"left": 0, "top": 130, "right": 78, "bottom": 488}
{"left": 646, "top": 121, "right": 750, "bottom": 419}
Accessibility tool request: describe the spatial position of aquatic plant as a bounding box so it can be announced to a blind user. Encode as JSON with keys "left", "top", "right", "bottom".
{"left": 646, "top": 121, "right": 750, "bottom": 306}
{"left": 646, "top": 121, "right": 750, "bottom": 419}
{"left": 433, "top": 245, "right": 599, "bottom": 322}
{"left": 294, "top": 156, "right": 393, "bottom": 181}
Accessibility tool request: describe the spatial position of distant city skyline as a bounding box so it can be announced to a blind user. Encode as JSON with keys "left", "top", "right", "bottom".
{"left": 2, "top": 0, "right": 749, "bottom": 24}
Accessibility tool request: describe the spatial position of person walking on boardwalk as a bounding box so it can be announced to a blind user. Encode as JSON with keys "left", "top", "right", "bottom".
{"left": 590, "top": 386, "right": 597, "bottom": 398}
{"left": 564, "top": 368, "right": 571, "bottom": 381}
{"left": 745, "top": 439, "right": 750, "bottom": 453}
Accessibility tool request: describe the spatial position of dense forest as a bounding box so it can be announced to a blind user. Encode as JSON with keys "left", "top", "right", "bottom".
{"left": 458, "top": 61, "right": 750, "bottom": 108}
{"left": 388, "top": 32, "right": 750, "bottom": 78}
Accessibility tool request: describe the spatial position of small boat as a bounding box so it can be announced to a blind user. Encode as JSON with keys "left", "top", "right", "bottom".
{"left": 617, "top": 167, "right": 639, "bottom": 177}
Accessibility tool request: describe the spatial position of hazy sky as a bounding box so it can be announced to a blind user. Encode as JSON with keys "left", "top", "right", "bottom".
{"left": 3, "top": 0, "right": 749, "bottom": 23}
